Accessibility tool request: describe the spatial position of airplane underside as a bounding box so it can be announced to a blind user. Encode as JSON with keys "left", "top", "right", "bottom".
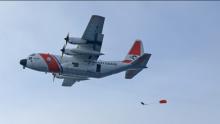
{"left": 20, "top": 15, "right": 151, "bottom": 87}
{"left": 54, "top": 61, "right": 131, "bottom": 79}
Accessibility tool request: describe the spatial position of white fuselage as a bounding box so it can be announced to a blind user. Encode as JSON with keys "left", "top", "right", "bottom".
{"left": 21, "top": 53, "right": 131, "bottom": 79}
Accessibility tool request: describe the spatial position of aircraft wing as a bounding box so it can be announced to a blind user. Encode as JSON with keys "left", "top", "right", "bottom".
{"left": 62, "top": 78, "right": 76, "bottom": 87}
{"left": 61, "top": 74, "right": 89, "bottom": 87}
{"left": 75, "top": 15, "right": 105, "bottom": 61}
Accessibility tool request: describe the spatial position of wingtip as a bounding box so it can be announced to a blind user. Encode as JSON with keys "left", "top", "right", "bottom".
{"left": 92, "top": 15, "right": 105, "bottom": 19}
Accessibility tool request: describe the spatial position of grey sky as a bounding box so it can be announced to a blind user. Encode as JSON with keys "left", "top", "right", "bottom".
{"left": 0, "top": 2, "right": 220, "bottom": 124}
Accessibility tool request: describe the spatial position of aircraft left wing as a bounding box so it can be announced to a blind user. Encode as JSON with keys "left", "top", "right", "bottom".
{"left": 60, "top": 74, "right": 89, "bottom": 87}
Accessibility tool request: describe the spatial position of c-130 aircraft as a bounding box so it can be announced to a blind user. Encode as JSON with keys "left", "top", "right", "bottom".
{"left": 20, "top": 15, "right": 151, "bottom": 87}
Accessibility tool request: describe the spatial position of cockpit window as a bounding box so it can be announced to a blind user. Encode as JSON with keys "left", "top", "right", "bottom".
{"left": 30, "top": 53, "right": 36, "bottom": 56}
{"left": 28, "top": 57, "right": 32, "bottom": 59}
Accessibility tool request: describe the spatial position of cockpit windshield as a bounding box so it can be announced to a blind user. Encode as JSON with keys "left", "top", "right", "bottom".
{"left": 28, "top": 53, "right": 36, "bottom": 61}
{"left": 30, "top": 53, "right": 36, "bottom": 56}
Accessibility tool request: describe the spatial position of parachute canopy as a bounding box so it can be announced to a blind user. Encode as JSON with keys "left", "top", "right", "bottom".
{"left": 140, "top": 99, "right": 168, "bottom": 106}
{"left": 159, "top": 99, "right": 167, "bottom": 104}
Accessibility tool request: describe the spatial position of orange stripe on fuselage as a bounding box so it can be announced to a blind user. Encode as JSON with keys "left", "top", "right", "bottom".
{"left": 40, "top": 53, "right": 60, "bottom": 73}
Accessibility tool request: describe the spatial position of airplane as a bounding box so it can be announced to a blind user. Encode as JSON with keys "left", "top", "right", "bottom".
{"left": 19, "top": 15, "right": 151, "bottom": 87}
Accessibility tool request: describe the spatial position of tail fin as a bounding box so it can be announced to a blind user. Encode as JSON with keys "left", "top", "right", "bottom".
{"left": 123, "top": 40, "right": 144, "bottom": 64}
{"left": 125, "top": 53, "right": 151, "bottom": 79}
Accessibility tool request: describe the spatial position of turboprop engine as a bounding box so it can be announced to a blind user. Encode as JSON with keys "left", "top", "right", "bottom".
{"left": 61, "top": 33, "right": 104, "bottom": 57}
{"left": 61, "top": 48, "right": 104, "bottom": 56}
{"left": 61, "top": 33, "right": 89, "bottom": 59}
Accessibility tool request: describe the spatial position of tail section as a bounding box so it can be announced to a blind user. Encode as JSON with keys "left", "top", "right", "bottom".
{"left": 123, "top": 40, "right": 144, "bottom": 64}
{"left": 123, "top": 40, "right": 151, "bottom": 79}
{"left": 125, "top": 53, "right": 151, "bottom": 79}
{"left": 130, "top": 53, "right": 151, "bottom": 67}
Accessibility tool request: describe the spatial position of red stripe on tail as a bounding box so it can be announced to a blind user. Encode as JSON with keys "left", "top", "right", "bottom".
{"left": 128, "top": 40, "right": 141, "bottom": 55}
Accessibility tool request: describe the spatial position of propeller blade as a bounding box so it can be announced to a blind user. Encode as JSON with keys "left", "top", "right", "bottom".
{"left": 64, "top": 32, "right": 69, "bottom": 45}
{"left": 61, "top": 33, "right": 69, "bottom": 61}
{"left": 60, "top": 44, "right": 66, "bottom": 60}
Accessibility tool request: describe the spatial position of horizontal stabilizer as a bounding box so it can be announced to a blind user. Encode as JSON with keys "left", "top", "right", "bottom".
{"left": 125, "top": 53, "right": 151, "bottom": 79}
{"left": 125, "top": 69, "right": 143, "bottom": 79}
{"left": 131, "top": 53, "right": 151, "bottom": 67}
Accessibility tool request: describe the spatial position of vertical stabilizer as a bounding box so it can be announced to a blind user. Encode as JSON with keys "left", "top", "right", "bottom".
{"left": 122, "top": 40, "right": 151, "bottom": 79}
{"left": 123, "top": 40, "right": 144, "bottom": 64}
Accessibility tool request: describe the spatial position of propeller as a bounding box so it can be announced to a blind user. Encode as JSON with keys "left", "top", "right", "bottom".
{"left": 60, "top": 44, "right": 66, "bottom": 59}
{"left": 64, "top": 32, "right": 69, "bottom": 45}
{"left": 60, "top": 33, "right": 69, "bottom": 61}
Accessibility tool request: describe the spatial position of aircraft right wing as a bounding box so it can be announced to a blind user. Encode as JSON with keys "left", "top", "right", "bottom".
{"left": 82, "top": 15, "right": 105, "bottom": 42}
{"left": 74, "top": 15, "right": 105, "bottom": 61}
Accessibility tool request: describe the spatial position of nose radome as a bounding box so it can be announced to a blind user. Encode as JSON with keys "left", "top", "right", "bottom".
{"left": 20, "top": 59, "right": 27, "bottom": 67}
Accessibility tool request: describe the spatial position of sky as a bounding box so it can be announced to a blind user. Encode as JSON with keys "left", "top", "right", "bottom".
{"left": 0, "top": 1, "right": 220, "bottom": 124}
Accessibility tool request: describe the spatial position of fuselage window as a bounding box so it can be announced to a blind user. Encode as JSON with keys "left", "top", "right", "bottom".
{"left": 96, "top": 64, "right": 101, "bottom": 72}
{"left": 72, "top": 62, "right": 79, "bottom": 67}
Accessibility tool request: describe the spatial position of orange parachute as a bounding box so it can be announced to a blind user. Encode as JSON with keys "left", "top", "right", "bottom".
{"left": 159, "top": 99, "right": 167, "bottom": 104}
{"left": 140, "top": 99, "right": 168, "bottom": 106}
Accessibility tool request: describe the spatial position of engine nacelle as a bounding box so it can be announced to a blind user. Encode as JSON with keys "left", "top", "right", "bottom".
{"left": 68, "top": 37, "right": 87, "bottom": 44}
{"left": 63, "top": 49, "right": 75, "bottom": 56}
{"left": 63, "top": 48, "right": 103, "bottom": 56}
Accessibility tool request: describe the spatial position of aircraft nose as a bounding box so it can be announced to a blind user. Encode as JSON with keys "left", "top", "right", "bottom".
{"left": 20, "top": 59, "right": 27, "bottom": 67}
